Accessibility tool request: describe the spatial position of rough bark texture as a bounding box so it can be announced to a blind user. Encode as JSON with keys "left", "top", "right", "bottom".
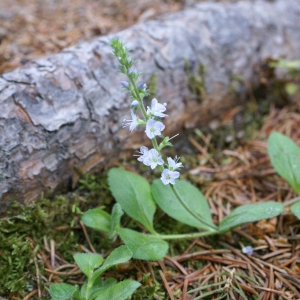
{"left": 1, "top": 0, "right": 300, "bottom": 212}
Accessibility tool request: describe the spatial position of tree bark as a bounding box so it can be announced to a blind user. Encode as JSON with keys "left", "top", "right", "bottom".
{"left": 1, "top": 0, "right": 300, "bottom": 212}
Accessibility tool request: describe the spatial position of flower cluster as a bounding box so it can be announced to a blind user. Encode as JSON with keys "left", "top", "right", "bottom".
{"left": 111, "top": 38, "right": 182, "bottom": 185}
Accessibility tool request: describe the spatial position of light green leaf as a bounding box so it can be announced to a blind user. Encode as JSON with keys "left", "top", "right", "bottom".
{"left": 151, "top": 179, "right": 214, "bottom": 230}
{"left": 218, "top": 201, "right": 284, "bottom": 233}
{"left": 73, "top": 253, "right": 103, "bottom": 278}
{"left": 89, "top": 278, "right": 117, "bottom": 299}
{"left": 110, "top": 203, "right": 124, "bottom": 238}
{"left": 81, "top": 207, "right": 111, "bottom": 233}
{"left": 108, "top": 168, "right": 156, "bottom": 232}
{"left": 95, "top": 280, "right": 141, "bottom": 300}
{"left": 119, "top": 228, "right": 168, "bottom": 260}
{"left": 49, "top": 283, "right": 78, "bottom": 300}
{"left": 291, "top": 201, "right": 300, "bottom": 219}
{"left": 268, "top": 132, "right": 300, "bottom": 194}
{"left": 92, "top": 245, "right": 132, "bottom": 281}
{"left": 99, "top": 245, "right": 132, "bottom": 272}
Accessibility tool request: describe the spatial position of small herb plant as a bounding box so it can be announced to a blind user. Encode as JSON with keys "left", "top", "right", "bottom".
{"left": 49, "top": 245, "right": 140, "bottom": 300}
{"left": 81, "top": 39, "right": 286, "bottom": 257}
{"left": 50, "top": 40, "right": 300, "bottom": 299}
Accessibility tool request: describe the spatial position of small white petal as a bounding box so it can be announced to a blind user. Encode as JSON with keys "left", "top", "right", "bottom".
{"left": 145, "top": 119, "right": 165, "bottom": 139}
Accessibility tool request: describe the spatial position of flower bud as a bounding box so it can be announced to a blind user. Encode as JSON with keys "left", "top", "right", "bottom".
{"left": 131, "top": 100, "right": 139, "bottom": 108}
{"left": 138, "top": 82, "right": 147, "bottom": 90}
{"left": 128, "top": 66, "right": 137, "bottom": 75}
{"left": 121, "top": 81, "right": 129, "bottom": 87}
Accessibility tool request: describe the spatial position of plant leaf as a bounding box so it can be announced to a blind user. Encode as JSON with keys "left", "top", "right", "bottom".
{"left": 73, "top": 253, "right": 103, "bottom": 278}
{"left": 291, "top": 201, "right": 300, "bottom": 219}
{"left": 268, "top": 132, "right": 300, "bottom": 194}
{"left": 108, "top": 168, "right": 156, "bottom": 232}
{"left": 89, "top": 278, "right": 117, "bottom": 299}
{"left": 119, "top": 228, "right": 168, "bottom": 260}
{"left": 151, "top": 179, "right": 214, "bottom": 230}
{"left": 99, "top": 245, "right": 132, "bottom": 273}
{"left": 110, "top": 203, "right": 124, "bottom": 238}
{"left": 92, "top": 245, "right": 132, "bottom": 281}
{"left": 218, "top": 201, "right": 284, "bottom": 233}
{"left": 81, "top": 207, "right": 111, "bottom": 233}
{"left": 49, "top": 283, "right": 78, "bottom": 300}
{"left": 95, "top": 280, "right": 141, "bottom": 300}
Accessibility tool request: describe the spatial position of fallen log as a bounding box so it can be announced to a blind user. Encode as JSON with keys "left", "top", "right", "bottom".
{"left": 1, "top": 0, "right": 300, "bottom": 212}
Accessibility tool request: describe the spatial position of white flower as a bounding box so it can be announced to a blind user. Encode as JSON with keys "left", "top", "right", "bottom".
{"left": 147, "top": 98, "right": 167, "bottom": 118}
{"left": 161, "top": 169, "right": 180, "bottom": 185}
{"left": 122, "top": 111, "right": 139, "bottom": 131}
{"left": 143, "top": 149, "right": 164, "bottom": 169}
{"left": 136, "top": 146, "right": 149, "bottom": 163}
{"left": 167, "top": 157, "right": 182, "bottom": 171}
{"left": 145, "top": 119, "right": 165, "bottom": 139}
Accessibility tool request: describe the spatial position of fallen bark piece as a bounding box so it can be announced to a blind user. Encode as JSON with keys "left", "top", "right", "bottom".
{"left": 1, "top": 0, "right": 300, "bottom": 212}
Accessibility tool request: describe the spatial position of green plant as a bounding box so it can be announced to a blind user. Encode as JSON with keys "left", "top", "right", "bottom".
{"left": 49, "top": 246, "right": 140, "bottom": 300}
{"left": 80, "top": 39, "right": 284, "bottom": 259}
{"left": 268, "top": 131, "right": 300, "bottom": 219}
{"left": 52, "top": 40, "right": 300, "bottom": 300}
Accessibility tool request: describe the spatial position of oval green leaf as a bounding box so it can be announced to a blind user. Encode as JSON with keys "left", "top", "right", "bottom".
{"left": 92, "top": 245, "right": 132, "bottom": 281}
{"left": 108, "top": 168, "right": 156, "bottom": 232}
{"left": 95, "top": 280, "right": 141, "bottom": 300}
{"left": 49, "top": 283, "right": 78, "bottom": 300}
{"left": 73, "top": 253, "right": 103, "bottom": 278}
{"left": 119, "top": 228, "right": 168, "bottom": 260}
{"left": 81, "top": 207, "right": 111, "bottom": 233}
{"left": 218, "top": 201, "right": 284, "bottom": 233}
{"left": 151, "top": 179, "right": 214, "bottom": 230}
{"left": 268, "top": 132, "right": 300, "bottom": 195}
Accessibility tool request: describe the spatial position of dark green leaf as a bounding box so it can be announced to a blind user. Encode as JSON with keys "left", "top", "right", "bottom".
{"left": 119, "top": 228, "right": 168, "bottom": 260}
{"left": 108, "top": 168, "right": 156, "bottom": 232}
{"left": 89, "top": 278, "right": 117, "bottom": 299}
{"left": 92, "top": 245, "right": 132, "bottom": 281}
{"left": 73, "top": 253, "right": 103, "bottom": 278}
{"left": 151, "top": 179, "right": 214, "bottom": 230}
{"left": 218, "top": 202, "right": 284, "bottom": 232}
{"left": 95, "top": 280, "right": 141, "bottom": 300}
{"left": 268, "top": 132, "right": 300, "bottom": 194}
{"left": 81, "top": 207, "right": 111, "bottom": 233}
{"left": 110, "top": 203, "right": 123, "bottom": 238}
{"left": 49, "top": 283, "right": 78, "bottom": 300}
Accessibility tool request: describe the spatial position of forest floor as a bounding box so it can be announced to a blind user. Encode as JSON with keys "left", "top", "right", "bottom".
{"left": 0, "top": 0, "right": 234, "bottom": 75}
{"left": 0, "top": 0, "right": 299, "bottom": 299}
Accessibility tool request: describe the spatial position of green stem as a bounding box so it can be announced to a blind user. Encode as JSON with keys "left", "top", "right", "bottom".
{"left": 85, "top": 279, "right": 93, "bottom": 300}
{"left": 129, "top": 77, "right": 148, "bottom": 120}
{"left": 150, "top": 229, "right": 218, "bottom": 240}
{"left": 170, "top": 184, "right": 218, "bottom": 231}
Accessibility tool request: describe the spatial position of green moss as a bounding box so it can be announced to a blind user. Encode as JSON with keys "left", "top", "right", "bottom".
{"left": 0, "top": 172, "right": 114, "bottom": 298}
{"left": 185, "top": 60, "right": 206, "bottom": 102}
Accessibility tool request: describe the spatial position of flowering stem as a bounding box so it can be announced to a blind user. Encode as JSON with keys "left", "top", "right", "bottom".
{"left": 170, "top": 184, "right": 218, "bottom": 231}
{"left": 129, "top": 77, "right": 148, "bottom": 120}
